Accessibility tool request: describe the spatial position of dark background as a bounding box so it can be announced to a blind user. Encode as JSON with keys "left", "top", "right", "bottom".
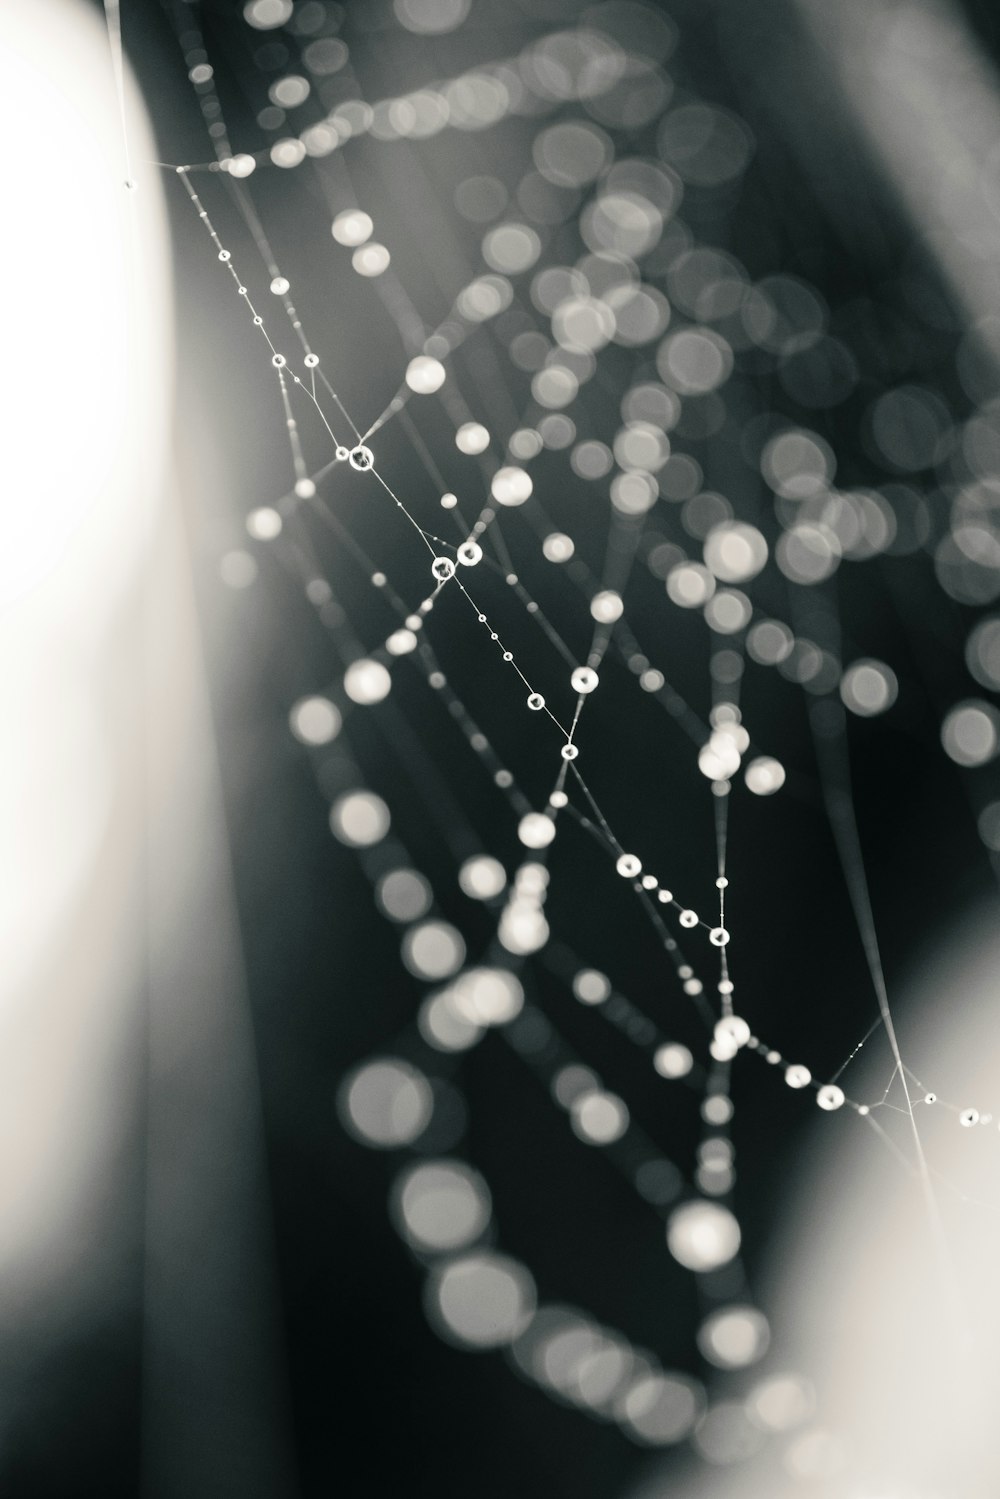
{"left": 17, "top": 1, "right": 1000, "bottom": 1494}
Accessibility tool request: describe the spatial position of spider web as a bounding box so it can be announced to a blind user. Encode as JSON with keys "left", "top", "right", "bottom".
{"left": 104, "top": 0, "right": 1000, "bottom": 1482}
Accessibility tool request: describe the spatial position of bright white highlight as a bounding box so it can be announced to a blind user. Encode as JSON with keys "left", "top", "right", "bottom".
{"left": 666, "top": 1201, "right": 742, "bottom": 1271}
{"left": 427, "top": 1252, "right": 536, "bottom": 1348}
{"left": 392, "top": 1160, "right": 491, "bottom": 1252}
{"left": 289, "top": 696, "right": 341, "bottom": 744}
{"left": 405, "top": 355, "right": 447, "bottom": 394}
{"left": 344, "top": 658, "right": 392, "bottom": 704}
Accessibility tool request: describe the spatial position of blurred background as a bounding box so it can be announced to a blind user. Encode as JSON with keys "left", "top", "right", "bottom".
{"left": 7, "top": 0, "right": 1000, "bottom": 1493}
